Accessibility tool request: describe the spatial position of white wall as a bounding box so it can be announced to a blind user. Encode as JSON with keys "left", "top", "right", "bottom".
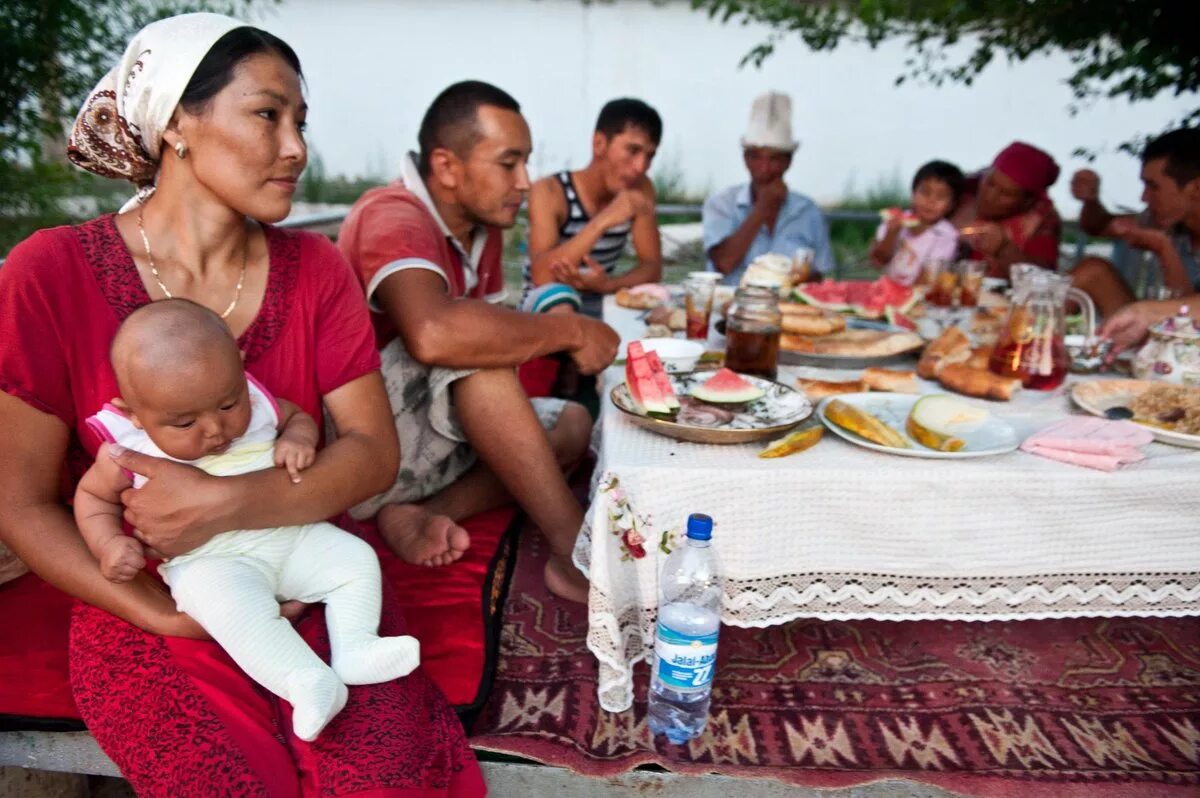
{"left": 258, "top": 0, "right": 1193, "bottom": 214}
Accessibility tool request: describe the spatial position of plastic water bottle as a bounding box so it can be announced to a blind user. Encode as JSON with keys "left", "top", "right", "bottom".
{"left": 647, "top": 513, "right": 721, "bottom": 744}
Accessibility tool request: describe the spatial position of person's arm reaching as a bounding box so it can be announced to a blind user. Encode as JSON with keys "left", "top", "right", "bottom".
{"left": 374, "top": 268, "right": 618, "bottom": 372}
{"left": 1100, "top": 296, "right": 1199, "bottom": 354}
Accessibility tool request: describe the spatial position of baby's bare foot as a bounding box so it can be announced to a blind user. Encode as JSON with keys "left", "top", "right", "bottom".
{"left": 378, "top": 504, "right": 470, "bottom": 567}
{"left": 544, "top": 555, "right": 589, "bottom": 604}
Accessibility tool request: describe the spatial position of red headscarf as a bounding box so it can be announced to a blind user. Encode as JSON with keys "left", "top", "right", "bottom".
{"left": 992, "top": 142, "right": 1060, "bottom": 196}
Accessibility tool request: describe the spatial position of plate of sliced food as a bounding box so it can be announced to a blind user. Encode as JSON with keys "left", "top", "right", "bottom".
{"left": 612, "top": 343, "right": 812, "bottom": 444}
{"left": 816, "top": 392, "right": 1019, "bottom": 458}
{"left": 1071, "top": 379, "right": 1200, "bottom": 449}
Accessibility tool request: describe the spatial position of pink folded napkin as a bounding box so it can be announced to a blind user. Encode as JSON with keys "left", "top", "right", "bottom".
{"left": 1020, "top": 417, "right": 1153, "bottom": 472}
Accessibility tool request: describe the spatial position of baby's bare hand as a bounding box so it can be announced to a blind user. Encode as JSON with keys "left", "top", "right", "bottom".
{"left": 100, "top": 536, "right": 145, "bottom": 583}
{"left": 274, "top": 441, "right": 316, "bottom": 483}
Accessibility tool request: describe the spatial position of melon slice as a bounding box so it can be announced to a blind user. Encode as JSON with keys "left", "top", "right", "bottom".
{"left": 905, "top": 394, "right": 989, "bottom": 452}
{"left": 690, "top": 368, "right": 766, "bottom": 404}
{"left": 625, "top": 341, "right": 679, "bottom": 416}
{"left": 824, "top": 399, "right": 909, "bottom": 448}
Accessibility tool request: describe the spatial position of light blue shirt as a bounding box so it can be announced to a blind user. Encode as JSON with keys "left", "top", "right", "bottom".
{"left": 702, "top": 183, "right": 834, "bottom": 286}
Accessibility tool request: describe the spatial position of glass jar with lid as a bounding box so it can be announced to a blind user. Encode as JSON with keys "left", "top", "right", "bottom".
{"left": 724, "top": 285, "right": 782, "bottom": 379}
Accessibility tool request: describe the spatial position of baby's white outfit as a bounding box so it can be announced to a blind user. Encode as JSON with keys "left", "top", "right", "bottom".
{"left": 87, "top": 376, "right": 419, "bottom": 741}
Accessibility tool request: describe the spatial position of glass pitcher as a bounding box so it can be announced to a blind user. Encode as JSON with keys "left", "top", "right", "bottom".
{"left": 987, "top": 264, "right": 1095, "bottom": 390}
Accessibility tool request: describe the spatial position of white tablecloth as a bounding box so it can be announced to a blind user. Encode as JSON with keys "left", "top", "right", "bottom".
{"left": 577, "top": 297, "right": 1200, "bottom": 712}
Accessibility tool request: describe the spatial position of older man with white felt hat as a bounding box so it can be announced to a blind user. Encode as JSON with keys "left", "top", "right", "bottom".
{"left": 702, "top": 91, "right": 834, "bottom": 286}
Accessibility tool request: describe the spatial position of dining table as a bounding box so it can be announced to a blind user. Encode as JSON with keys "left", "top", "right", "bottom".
{"left": 575, "top": 294, "right": 1200, "bottom": 712}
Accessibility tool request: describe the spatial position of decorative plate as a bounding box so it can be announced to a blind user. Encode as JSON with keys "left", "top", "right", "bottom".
{"left": 1070, "top": 379, "right": 1200, "bottom": 449}
{"left": 610, "top": 372, "right": 812, "bottom": 444}
{"left": 816, "top": 393, "right": 1019, "bottom": 459}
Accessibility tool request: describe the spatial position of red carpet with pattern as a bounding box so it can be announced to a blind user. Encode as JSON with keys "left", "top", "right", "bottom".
{"left": 471, "top": 533, "right": 1200, "bottom": 797}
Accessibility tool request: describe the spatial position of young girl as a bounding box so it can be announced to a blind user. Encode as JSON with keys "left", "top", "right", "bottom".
{"left": 870, "top": 160, "right": 965, "bottom": 286}
{"left": 75, "top": 299, "right": 419, "bottom": 742}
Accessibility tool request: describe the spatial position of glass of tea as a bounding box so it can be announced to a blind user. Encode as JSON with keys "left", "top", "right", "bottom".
{"left": 956, "top": 260, "right": 985, "bottom": 307}
{"left": 683, "top": 272, "right": 720, "bottom": 340}
{"left": 923, "top": 259, "right": 957, "bottom": 307}
{"left": 724, "top": 286, "right": 781, "bottom": 379}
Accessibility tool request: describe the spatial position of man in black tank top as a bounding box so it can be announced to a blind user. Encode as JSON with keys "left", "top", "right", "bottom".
{"left": 526, "top": 98, "right": 664, "bottom": 318}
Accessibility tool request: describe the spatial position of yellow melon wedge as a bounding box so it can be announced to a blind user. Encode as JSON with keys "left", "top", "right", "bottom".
{"left": 825, "top": 399, "right": 909, "bottom": 449}
{"left": 759, "top": 425, "right": 824, "bottom": 458}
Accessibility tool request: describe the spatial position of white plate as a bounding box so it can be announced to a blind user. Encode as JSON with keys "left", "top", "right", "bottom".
{"left": 816, "top": 393, "right": 1020, "bottom": 459}
{"left": 1070, "top": 379, "right": 1200, "bottom": 449}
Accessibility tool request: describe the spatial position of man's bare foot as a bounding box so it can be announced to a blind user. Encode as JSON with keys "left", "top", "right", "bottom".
{"left": 378, "top": 504, "right": 471, "bottom": 567}
{"left": 544, "top": 555, "right": 589, "bottom": 603}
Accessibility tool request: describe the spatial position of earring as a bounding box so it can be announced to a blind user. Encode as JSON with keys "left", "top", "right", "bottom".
{"left": 174, "top": 141, "right": 188, "bottom": 159}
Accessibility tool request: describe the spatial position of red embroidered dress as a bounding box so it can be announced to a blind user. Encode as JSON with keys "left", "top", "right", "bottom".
{"left": 0, "top": 215, "right": 485, "bottom": 797}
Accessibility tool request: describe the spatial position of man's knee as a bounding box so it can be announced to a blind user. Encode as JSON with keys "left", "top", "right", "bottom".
{"left": 550, "top": 401, "right": 592, "bottom": 467}
{"left": 1071, "top": 256, "right": 1117, "bottom": 285}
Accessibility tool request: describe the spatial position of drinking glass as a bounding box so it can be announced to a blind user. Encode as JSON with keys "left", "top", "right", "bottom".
{"left": 956, "top": 260, "right": 986, "bottom": 307}
{"left": 683, "top": 273, "right": 718, "bottom": 340}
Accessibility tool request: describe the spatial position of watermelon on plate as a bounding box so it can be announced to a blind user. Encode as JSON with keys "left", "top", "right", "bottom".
{"left": 885, "top": 305, "right": 918, "bottom": 332}
{"left": 625, "top": 341, "right": 679, "bottom": 416}
{"left": 795, "top": 277, "right": 918, "bottom": 319}
{"left": 793, "top": 281, "right": 855, "bottom": 311}
{"left": 690, "top": 368, "right": 766, "bottom": 404}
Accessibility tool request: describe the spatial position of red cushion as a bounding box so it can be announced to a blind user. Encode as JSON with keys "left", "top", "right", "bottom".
{"left": 0, "top": 572, "right": 77, "bottom": 724}
{"left": 517, "top": 357, "right": 560, "bottom": 400}
{"left": 0, "top": 508, "right": 519, "bottom": 728}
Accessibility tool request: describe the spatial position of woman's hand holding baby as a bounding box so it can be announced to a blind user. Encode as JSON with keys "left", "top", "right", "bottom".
{"left": 110, "top": 446, "right": 232, "bottom": 558}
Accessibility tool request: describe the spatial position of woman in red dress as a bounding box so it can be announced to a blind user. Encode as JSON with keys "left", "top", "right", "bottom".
{"left": 953, "top": 141, "right": 1063, "bottom": 280}
{"left": 0, "top": 13, "right": 484, "bottom": 797}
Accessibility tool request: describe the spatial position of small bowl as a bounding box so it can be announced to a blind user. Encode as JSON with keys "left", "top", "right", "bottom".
{"left": 638, "top": 337, "right": 705, "bottom": 373}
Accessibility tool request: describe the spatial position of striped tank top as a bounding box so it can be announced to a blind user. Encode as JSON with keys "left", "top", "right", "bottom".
{"left": 523, "top": 171, "right": 633, "bottom": 316}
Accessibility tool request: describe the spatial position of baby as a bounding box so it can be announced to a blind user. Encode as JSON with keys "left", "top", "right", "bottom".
{"left": 869, "top": 160, "right": 965, "bottom": 286}
{"left": 75, "top": 299, "right": 417, "bottom": 742}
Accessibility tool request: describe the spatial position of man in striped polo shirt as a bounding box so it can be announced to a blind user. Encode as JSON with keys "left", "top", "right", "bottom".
{"left": 525, "top": 98, "right": 664, "bottom": 318}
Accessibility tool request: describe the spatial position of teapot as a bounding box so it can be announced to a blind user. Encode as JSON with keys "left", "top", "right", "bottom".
{"left": 988, "top": 263, "right": 1096, "bottom": 390}
{"left": 1132, "top": 306, "right": 1200, "bottom": 384}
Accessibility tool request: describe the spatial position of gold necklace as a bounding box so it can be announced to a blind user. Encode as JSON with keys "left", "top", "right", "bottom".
{"left": 136, "top": 205, "right": 248, "bottom": 319}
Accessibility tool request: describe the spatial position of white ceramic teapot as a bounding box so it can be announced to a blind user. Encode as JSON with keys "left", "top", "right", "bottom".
{"left": 1132, "top": 305, "right": 1200, "bottom": 384}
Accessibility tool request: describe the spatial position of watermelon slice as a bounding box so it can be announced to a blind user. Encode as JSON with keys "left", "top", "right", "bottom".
{"left": 625, "top": 341, "right": 679, "bottom": 416}
{"left": 885, "top": 305, "right": 918, "bottom": 332}
{"left": 690, "top": 368, "right": 766, "bottom": 404}
{"left": 796, "top": 277, "right": 918, "bottom": 319}
{"left": 793, "top": 280, "right": 854, "bottom": 311}
{"left": 880, "top": 207, "right": 921, "bottom": 228}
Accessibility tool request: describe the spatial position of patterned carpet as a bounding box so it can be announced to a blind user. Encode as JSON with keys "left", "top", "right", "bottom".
{"left": 470, "top": 531, "right": 1200, "bottom": 797}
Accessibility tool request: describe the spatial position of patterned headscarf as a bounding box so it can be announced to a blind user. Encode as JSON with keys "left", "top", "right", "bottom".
{"left": 67, "top": 13, "right": 244, "bottom": 209}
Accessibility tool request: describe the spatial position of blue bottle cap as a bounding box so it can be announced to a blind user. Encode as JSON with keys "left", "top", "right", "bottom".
{"left": 686, "top": 513, "right": 713, "bottom": 541}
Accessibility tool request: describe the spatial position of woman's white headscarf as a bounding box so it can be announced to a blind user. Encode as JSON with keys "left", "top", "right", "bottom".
{"left": 67, "top": 13, "right": 245, "bottom": 210}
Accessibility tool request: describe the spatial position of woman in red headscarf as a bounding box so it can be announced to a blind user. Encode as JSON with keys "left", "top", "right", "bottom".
{"left": 952, "top": 142, "right": 1063, "bottom": 279}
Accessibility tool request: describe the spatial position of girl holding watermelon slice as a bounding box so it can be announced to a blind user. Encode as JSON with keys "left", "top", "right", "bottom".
{"left": 869, "top": 160, "right": 965, "bottom": 286}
